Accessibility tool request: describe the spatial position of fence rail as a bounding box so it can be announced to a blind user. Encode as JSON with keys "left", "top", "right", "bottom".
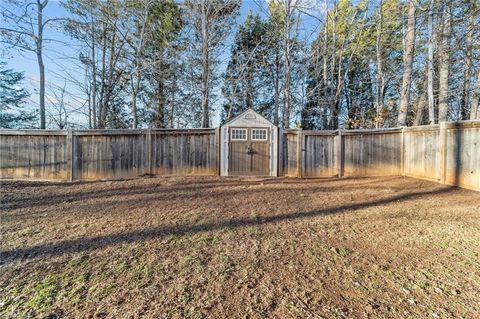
{"left": 280, "top": 120, "right": 480, "bottom": 191}
{"left": 0, "top": 129, "right": 219, "bottom": 181}
{"left": 1, "top": 121, "right": 479, "bottom": 191}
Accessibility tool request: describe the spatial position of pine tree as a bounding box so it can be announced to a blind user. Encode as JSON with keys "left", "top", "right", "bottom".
{"left": 142, "top": 0, "right": 183, "bottom": 128}
{"left": 0, "top": 62, "right": 36, "bottom": 128}
{"left": 304, "top": 0, "right": 387, "bottom": 129}
{"left": 221, "top": 11, "right": 271, "bottom": 123}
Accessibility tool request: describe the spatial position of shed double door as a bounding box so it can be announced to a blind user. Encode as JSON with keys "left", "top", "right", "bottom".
{"left": 229, "top": 127, "right": 270, "bottom": 176}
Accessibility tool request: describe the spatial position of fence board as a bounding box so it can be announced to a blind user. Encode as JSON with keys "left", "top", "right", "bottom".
{"left": 444, "top": 122, "right": 480, "bottom": 190}
{"left": 72, "top": 132, "right": 148, "bottom": 180}
{"left": 151, "top": 130, "right": 217, "bottom": 175}
{"left": 403, "top": 126, "right": 440, "bottom": 181}
{"left": 303, "top": 134, "right": 336, "bottom": 177}
{"left": 342, "top": 130, "right": 402, "bottom": 177}
{"left": 0, "top": 133, "right": 67, "bottom": 180}
{"left": 282, "top": 130, "right": 299, "bottom": 177}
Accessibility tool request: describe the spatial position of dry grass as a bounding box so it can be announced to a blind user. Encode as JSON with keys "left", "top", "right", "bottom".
{"left": 1, "top": 176, "right": 479, "bottom": 318}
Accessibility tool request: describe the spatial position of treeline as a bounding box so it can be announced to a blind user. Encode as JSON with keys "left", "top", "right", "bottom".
{"left": 1, "top": 0, "right": 479, "bottom": 130}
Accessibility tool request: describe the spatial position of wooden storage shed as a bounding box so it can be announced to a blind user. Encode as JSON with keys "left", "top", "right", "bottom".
{"left": 220, "top": 109, "right": 278, "bottom": 176}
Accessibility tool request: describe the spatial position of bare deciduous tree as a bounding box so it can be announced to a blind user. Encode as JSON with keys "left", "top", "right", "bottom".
{"left": 437, "top": 1, "right": 452, "bottom": 123}
{"left": 0, "top": 0, "right": 62, "bottom": 128}
{"left": 397, "top": 0, "right": 416, "bottom": 126}
{"left": 185, "top": 0, "right": 240, "bottom": 128}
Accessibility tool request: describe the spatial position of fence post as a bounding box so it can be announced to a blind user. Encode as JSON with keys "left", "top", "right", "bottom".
{"left": 400, "top": 127, "right": 405, "bottom": 176}
{"left": 278, "top": 128, "right": 283, "bottom": 176}
{"left": 336, "top": 129, "right": 343, "bottom": 178}
{"left": 66, "top": 129, "right": 74, "bottom": 182}
{"left": 215, "top": 127, "right": 220, "bottom": 176}
{"left": 439, "top": 122, "right": 447, "bottom": 184}
{"left": 296, "top": 129, "right": 303, "bottom": 177}
{"left": 146, "top": 129, "right": 153, "bottom": 175}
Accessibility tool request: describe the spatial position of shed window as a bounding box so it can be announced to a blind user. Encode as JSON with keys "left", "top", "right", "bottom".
{"left": 231, "top": 129, "right": 247, "bottom": 140}
{"left": 251, "top": 129, "right": 267, "bottom": 141}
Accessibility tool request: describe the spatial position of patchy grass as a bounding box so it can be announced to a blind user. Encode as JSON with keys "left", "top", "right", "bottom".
{"left": 26, "top": 276, "right": 59, "bottom": 311}
{"left": 1, "top": 176, "right": 480, "bottom": 318}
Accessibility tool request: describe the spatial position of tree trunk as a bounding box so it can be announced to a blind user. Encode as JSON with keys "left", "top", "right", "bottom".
{"left": 37, "top": 0, "right": 46, "bottom": 129}
{"left": 156, "top": 51, "right": 165, "bottom": 128}
{"left": 273, "top": 52, "right": 280, "bottom": 126}
{"left": 132, "top": 61, "right": 140, "bottom": 128}
{"left": 91, "top": 10, "right": 97, "bottom": 129}
{"left": 283, "top": 0, "right": 291, "bottom": 128}
{"left": 461, "top": 5, "right": 473, "bottom": 120}
{"left": 471, "top": 70, "right": 480, "bottom": 119}
{"left": 131, "top": 4, "right": 149, "bottom": 129}
{"left": 322, "top": 0, "right": 328, "bottom": 129}
{"left": 85, "top": 66, "right": 92, "bottom": 129}
{"left": 170, "top": 66, "right": 176, "bottom": 128}
{"left": 427, "top": 0, "right": 435, "bottom": 124}
{"left": 201, "top": 0, "right": 210, "bottom": 128}
{"left": 132, "top": 91, "right": 138, "bottom": 128}
{"left": 328, "top": 3, "right": 339, "bottom": 129}
{"left": 438, "top": 3, "right": 451, "bottom": 123}
{"left": 244, "top": 51, "right": 253, "bottom": 109}
{"left": 375, "top": 0, "right": 384, "bottom": 128}
{"left": 414, "top": 67, "right": 428, "bottom": 126}
{"left": 397, "top": 0, "right": 416, "bottom": 126}
{"left": 330, "top": 61, "right": 343, "bottom": 130}
{"left": 98, "top": 23, "right": 107, "bottom": 128}
{"left": 37, "top": 46, "right": 46, "bottom": 129}
{"left": 101, "top": 25, "right": 117, "bottom": 128}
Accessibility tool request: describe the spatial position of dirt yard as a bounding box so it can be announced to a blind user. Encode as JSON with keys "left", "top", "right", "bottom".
{"left": 1, "top": 176, "right": 479, "bottom": 318}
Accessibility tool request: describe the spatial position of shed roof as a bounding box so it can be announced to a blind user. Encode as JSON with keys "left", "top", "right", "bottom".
{"left": 222, "top": 108, "right": 276, "bottom": 127}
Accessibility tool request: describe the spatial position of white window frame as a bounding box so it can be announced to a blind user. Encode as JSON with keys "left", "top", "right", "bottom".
{"left": 230, "top": 128, "right": 247, "bottom": 141}
{"left": 251, "top": 129, "right": 268, "bottom": 141}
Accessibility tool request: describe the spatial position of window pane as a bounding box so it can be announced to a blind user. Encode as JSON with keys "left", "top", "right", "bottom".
{"left": 252, "top": 129, "right": 267, "bottom": 140}
{"left": 231, "top": 129, "right": 246, "bottom": 140}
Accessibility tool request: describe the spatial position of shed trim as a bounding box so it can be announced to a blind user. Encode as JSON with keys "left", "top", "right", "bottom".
{"left": 223, "top": 108, "right": 272, "bottom": 127}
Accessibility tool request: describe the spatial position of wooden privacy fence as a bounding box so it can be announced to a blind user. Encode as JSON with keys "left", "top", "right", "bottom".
{"left": 1, "top": 120, "right": 479, "bottom": 191}
{"left": 0, "top": 129, "right": 219, "bottom": 181}
{"left": 404, "top": 121, "right": 480, "bottom": 190}
{"left": 281, "top": 128, "right": 403, "bottom": 178}
{"left": 281, "top": 120, "right": 480, "bottom": 191}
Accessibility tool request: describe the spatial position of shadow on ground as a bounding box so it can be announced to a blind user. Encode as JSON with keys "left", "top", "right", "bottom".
{"left": 1, "top": 176, "right": 405, "bottom": 211}
{"left": 0, "top": 185, "right": 455, "bottom": 264}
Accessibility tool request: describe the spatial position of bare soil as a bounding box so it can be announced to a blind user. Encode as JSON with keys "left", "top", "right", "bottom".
{"left": 1, "top": 176, "right": 479, "bottom": 318}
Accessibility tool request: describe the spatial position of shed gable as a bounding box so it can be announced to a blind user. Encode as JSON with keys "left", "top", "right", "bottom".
{"left": 224, "top": 109, "right": 275, "bottom": 128}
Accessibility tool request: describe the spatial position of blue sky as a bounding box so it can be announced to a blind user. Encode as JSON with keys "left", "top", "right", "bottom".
{"left": 2, "top": 0, "right": 323, "bottom": 128}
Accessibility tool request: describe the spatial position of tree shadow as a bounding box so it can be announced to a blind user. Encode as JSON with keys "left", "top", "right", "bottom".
{"left": 0, "top": 180, "right": 259, "bottom": 210}
{"left": 0, "top": 186, "right": 456, "bottom": 265}
{"left": 2, "top": 176, "right": 412, "bottom": 212}
{"left": 453, "top": 125, "right": 462, "bottom": 187}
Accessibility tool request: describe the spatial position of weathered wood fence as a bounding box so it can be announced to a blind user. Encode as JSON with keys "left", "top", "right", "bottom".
{"left": 281, "top": 121, "right": 480, "bottom": 191}
{"left": 0, "top": 129, "right": 219, "bottom": 181}
{"left": 1, "top": 120, "right": 479, "bottom": 191}
{"left": 281, "top": 128, "right": 403, "bottom": 178}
